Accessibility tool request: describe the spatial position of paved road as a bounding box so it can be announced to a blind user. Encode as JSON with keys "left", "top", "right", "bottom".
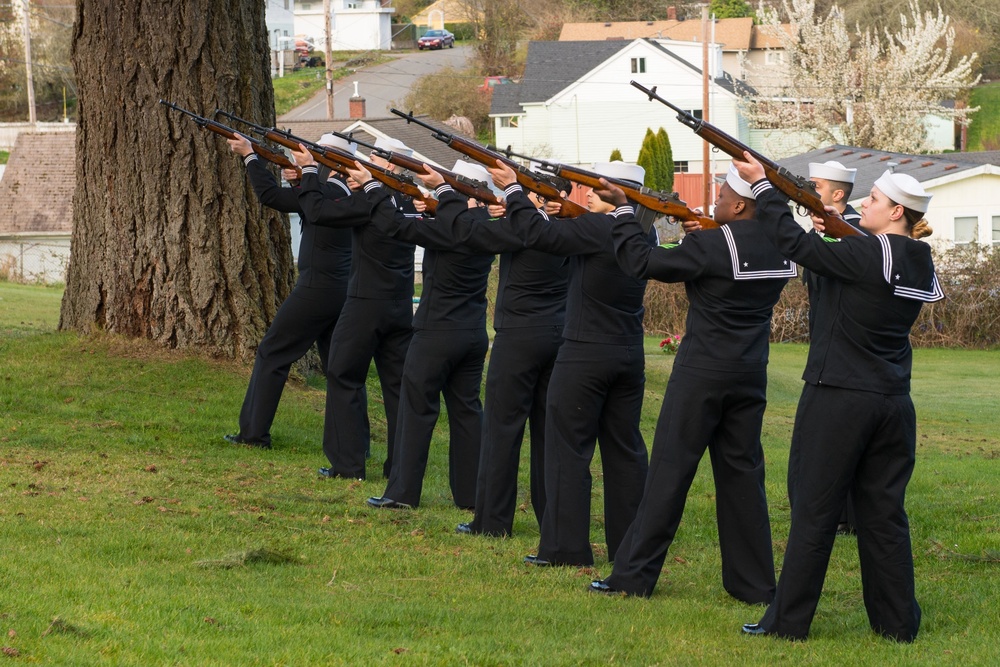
{"left": 278, "top": 45, "right": 472, "bottom": 121}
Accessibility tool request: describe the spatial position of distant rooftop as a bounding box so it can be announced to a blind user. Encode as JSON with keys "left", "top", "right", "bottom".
{"left": 0, "top": 132, "right": 75, "bottom": 235}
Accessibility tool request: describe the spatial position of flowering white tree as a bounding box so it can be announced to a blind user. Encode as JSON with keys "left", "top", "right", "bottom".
{"left": 744, "top": 0, "right": 980, "bottom": 153}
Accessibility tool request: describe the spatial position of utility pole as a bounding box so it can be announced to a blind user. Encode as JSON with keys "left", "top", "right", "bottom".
{"left": 23, "top": 0, "right": 37, "bottom": 125}
{"left": 701, "top": 5, "right": 710, "bottom": 213}
{"left": 324, "top": 0, "right": 334, "bottom": 120}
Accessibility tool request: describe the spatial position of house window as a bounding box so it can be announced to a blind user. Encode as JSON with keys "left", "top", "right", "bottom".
{"left": 631, "top": 58, "right": 646, "bottom": 74}
{"left": 500, "top": 116, "right": 519, "bottom": 128}
{"left": 686, "top": 109, "right": 703, "bottom": 120}
{"left": 284, "top": 0, "right": 289, "bottom": 8}
{"left": 674, "top": 161, "right": 689, "bottom": 173}
{"left": 993, "top": 216, "right": 1000, "bottom": 245}
{"left": 954, "top": 216, "right": 978, "bottom": 245}
{"left": 765, "top": 51, "right": 785, "bottom": 65}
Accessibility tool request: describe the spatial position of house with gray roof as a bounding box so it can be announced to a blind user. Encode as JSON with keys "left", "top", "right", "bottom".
{"left": 778, "top": 145, "right": 1000, "bottom": 248}
{"left": 489, "top": 38, "right": 753, "bottom": 206}
{"left": 0, "top": 132, "right": 75, "bottom": 283}
{"left": 280, "top": 115, "right": 475, "bottom": 272}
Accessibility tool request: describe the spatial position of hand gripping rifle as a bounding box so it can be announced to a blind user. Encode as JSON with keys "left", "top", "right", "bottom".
{"left": 159, "top": 100, "right": 302, "bottom": 177}
{"left": 214, "top": 110, "right": 438, "bottom": 215}
{"left": 323, "top": 129, "right": 502, "bottom": 206}
{"left": 390, "top": 109, "right": 589, "bottom": 218}
{"left": 494, "top": 145, "right": 719, "bottom": 231}
{"left": 630, "top": 81, "right": 865, "bottom": 239}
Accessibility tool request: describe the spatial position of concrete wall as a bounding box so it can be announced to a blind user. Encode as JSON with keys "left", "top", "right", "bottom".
{"left": 0, "top": 123, "right": 75, "bottom": 151}
{"left": 0, "top": 235, "right": 71, "bottom": 284}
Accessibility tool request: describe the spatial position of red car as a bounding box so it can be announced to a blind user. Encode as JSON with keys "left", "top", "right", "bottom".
{"left": 417, "top": 29, "right": 455, "bottom": 50}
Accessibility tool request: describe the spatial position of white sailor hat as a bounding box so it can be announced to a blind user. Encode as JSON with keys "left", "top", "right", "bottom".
{"left": 374, "top": 136, "right": 413, "bottom": 158}
{"left": 808, "top": 160, "right": 857, "bottom": 183}
{"left": 592, "top": 161, "right": 645, "bottom": 186}
{"left": 873, "top": 170, "right": 932, "bottom": 213}
{"left": 452, "top": 160, "right": 504, "bottom": 199}
{"left": 725, "top": 163, "right": 755, "bottom": 200}
{"left": 318, "top": 133, "right": 357, "bottom": 156}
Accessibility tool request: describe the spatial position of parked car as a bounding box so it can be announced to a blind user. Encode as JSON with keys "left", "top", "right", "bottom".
{"left": 478, "top": 75, "right": 513, "bottom": 93}
{"left": 417, "top": 29, "right": 455, "bottom": 50}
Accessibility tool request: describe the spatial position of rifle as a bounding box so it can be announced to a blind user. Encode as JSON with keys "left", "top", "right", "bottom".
{"left": 495, "top": 145, "right": 719, "bottom": 230}
{"left": 630, "top": 81, "right": 865, "bottom": 239}
{"left": 324, "top": 129, "right": 502, "bottom": 206}
{"left": 159, "top": 100, "right": 301, "bottom": 178}
{"left": 215, "top": 110, "right": 438, "bottom": 215}
{"left": 390, "top": 109, "right": 589, "bottom": 218}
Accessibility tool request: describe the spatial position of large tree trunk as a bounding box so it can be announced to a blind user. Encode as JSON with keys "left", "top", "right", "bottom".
{"left": 61, "top": 0, "right": 293, "bottom": 359}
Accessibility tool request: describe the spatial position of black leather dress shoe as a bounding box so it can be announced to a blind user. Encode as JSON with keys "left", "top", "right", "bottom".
{"left": 366, "top": 496, "right": 412, "bottom": 509}
{"left": 523, "top": 554, "right": 553, "bottom": 566}
{"left": 224, "top": 433, "right": 271, "bottom": 450}
{"left": 318, "top": 467, "right": 362, "bottom": 481}
{"left": 742, "top": 623, "right": 769, "bottom": 636}
{"left": 589, "top": 580, "right": 620, "bottom": 595}
{"left": 455, "top": 522, "right": 473, "bottom": 534}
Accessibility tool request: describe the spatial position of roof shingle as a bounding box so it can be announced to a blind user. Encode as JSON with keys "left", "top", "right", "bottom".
{"left": 0, "top": 132, "right": 75, "bottom": 235}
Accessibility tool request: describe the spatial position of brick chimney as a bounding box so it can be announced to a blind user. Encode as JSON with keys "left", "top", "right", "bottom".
{"left": 667, "top": 6, "right": 677, "bottom": 20}
{"left": 349, "top": 81, "right": 366, "bottom": 119}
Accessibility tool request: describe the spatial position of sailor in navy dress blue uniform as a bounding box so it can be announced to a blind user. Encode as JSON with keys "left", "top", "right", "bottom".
{"left": 739, "top": 156, "right": 944, "bottom": 642}
{"left": 485, "top": 160, "right": 653, "bottom": 568}
{"left": 796, "top": 160, "right": 863, "bottom": 534}
{"left": 356, "top": 160, "right": 497, "bottom": 509}
{"left": 224, "top": 133, "right": 354, "bottom": 449}
{"left": 291, "top": 136, "right": 417, "bottom": 480}
{"left": 591, "top": 165, "right": 794, "bottom": 603}
{"left": 457, "top": 188, "right": 568, "bottom": 537}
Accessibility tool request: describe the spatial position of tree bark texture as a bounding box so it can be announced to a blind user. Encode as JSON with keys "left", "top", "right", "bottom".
{"left": 61, "top": 0, "right": 294, "bottom": 359}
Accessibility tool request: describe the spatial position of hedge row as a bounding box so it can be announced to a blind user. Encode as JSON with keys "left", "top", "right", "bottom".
{"left": 643, "top": 245, "right": 1000, "bottom": 349}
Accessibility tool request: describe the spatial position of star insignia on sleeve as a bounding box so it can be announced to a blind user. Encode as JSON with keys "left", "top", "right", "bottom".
{"left": 743, "top": 262, "right": 749, "bottom": 268}
{"left": 895, "top": 273, "right": 901, "bottom": 281}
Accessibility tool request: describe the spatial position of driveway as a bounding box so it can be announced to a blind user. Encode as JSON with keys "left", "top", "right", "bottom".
{"left": 278, "top": 44, "right": 473, "bottom": 121}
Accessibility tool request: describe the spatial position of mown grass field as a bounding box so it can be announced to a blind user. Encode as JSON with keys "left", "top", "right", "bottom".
{"left": 0, "top": 282, "right": 997, "bottom": 665}
{"left": 968, "top": 81, "right": 1000, "bottom": 151}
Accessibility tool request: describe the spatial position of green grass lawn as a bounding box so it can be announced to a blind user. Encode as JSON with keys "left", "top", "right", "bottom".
{"left": 1, "top": 149, "right": 10, "bottom": 165}
{"left": 272, "top": 52, "right": 393, "bottom": 116}
{"left": 967, "top": 81, "right": 1000, "bottom": 150}
{"left": 1, "top": 283, "right": 998, "bottom": 665}
{"left": 272, "top": 67, "right": 344, "bottom": 116}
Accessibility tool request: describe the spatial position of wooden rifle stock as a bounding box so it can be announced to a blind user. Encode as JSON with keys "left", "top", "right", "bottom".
{"left": 160, "top": 100, "right": 301, "bottom": 177}
{"left": 390, "top": 108, "right": 588, "bottom": 218}
{"left": 325, "top": 130, "right": 501, "bottom": 205}
{"left": 216, "top": 111, "right": 437, "bottom": 215}
{"left": 629, "top": 81, "right": 865, "bottom": 239}
{"left": 497, "top": 146, "right": 718, "bottom": 229}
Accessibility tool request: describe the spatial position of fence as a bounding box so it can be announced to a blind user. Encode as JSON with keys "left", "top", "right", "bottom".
{"left": 0, "top": 236, "right": 71, "bottom": 284}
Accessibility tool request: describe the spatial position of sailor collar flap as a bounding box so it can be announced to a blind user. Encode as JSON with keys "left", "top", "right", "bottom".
{"left": 876, "top": 234, "right": 945, "bottom": 303}
{"left": 721, "top": 224, "right": 798, "bottom": 281}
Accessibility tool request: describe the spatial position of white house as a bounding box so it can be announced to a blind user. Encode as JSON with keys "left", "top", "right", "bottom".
{"left": 559, "top": 16, "right": 792, "bottom": 91}
{"left": 778, "top": 145, "right": 1000, "bottom": 249}
{"left": 265, "top": 0, "right": 297, "bottom": 50}
{"left": 294, "top": 0, "right": 395, "bottom": 51}
{"left": 490, "top": 38, "right": 752, "bottom": 204}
